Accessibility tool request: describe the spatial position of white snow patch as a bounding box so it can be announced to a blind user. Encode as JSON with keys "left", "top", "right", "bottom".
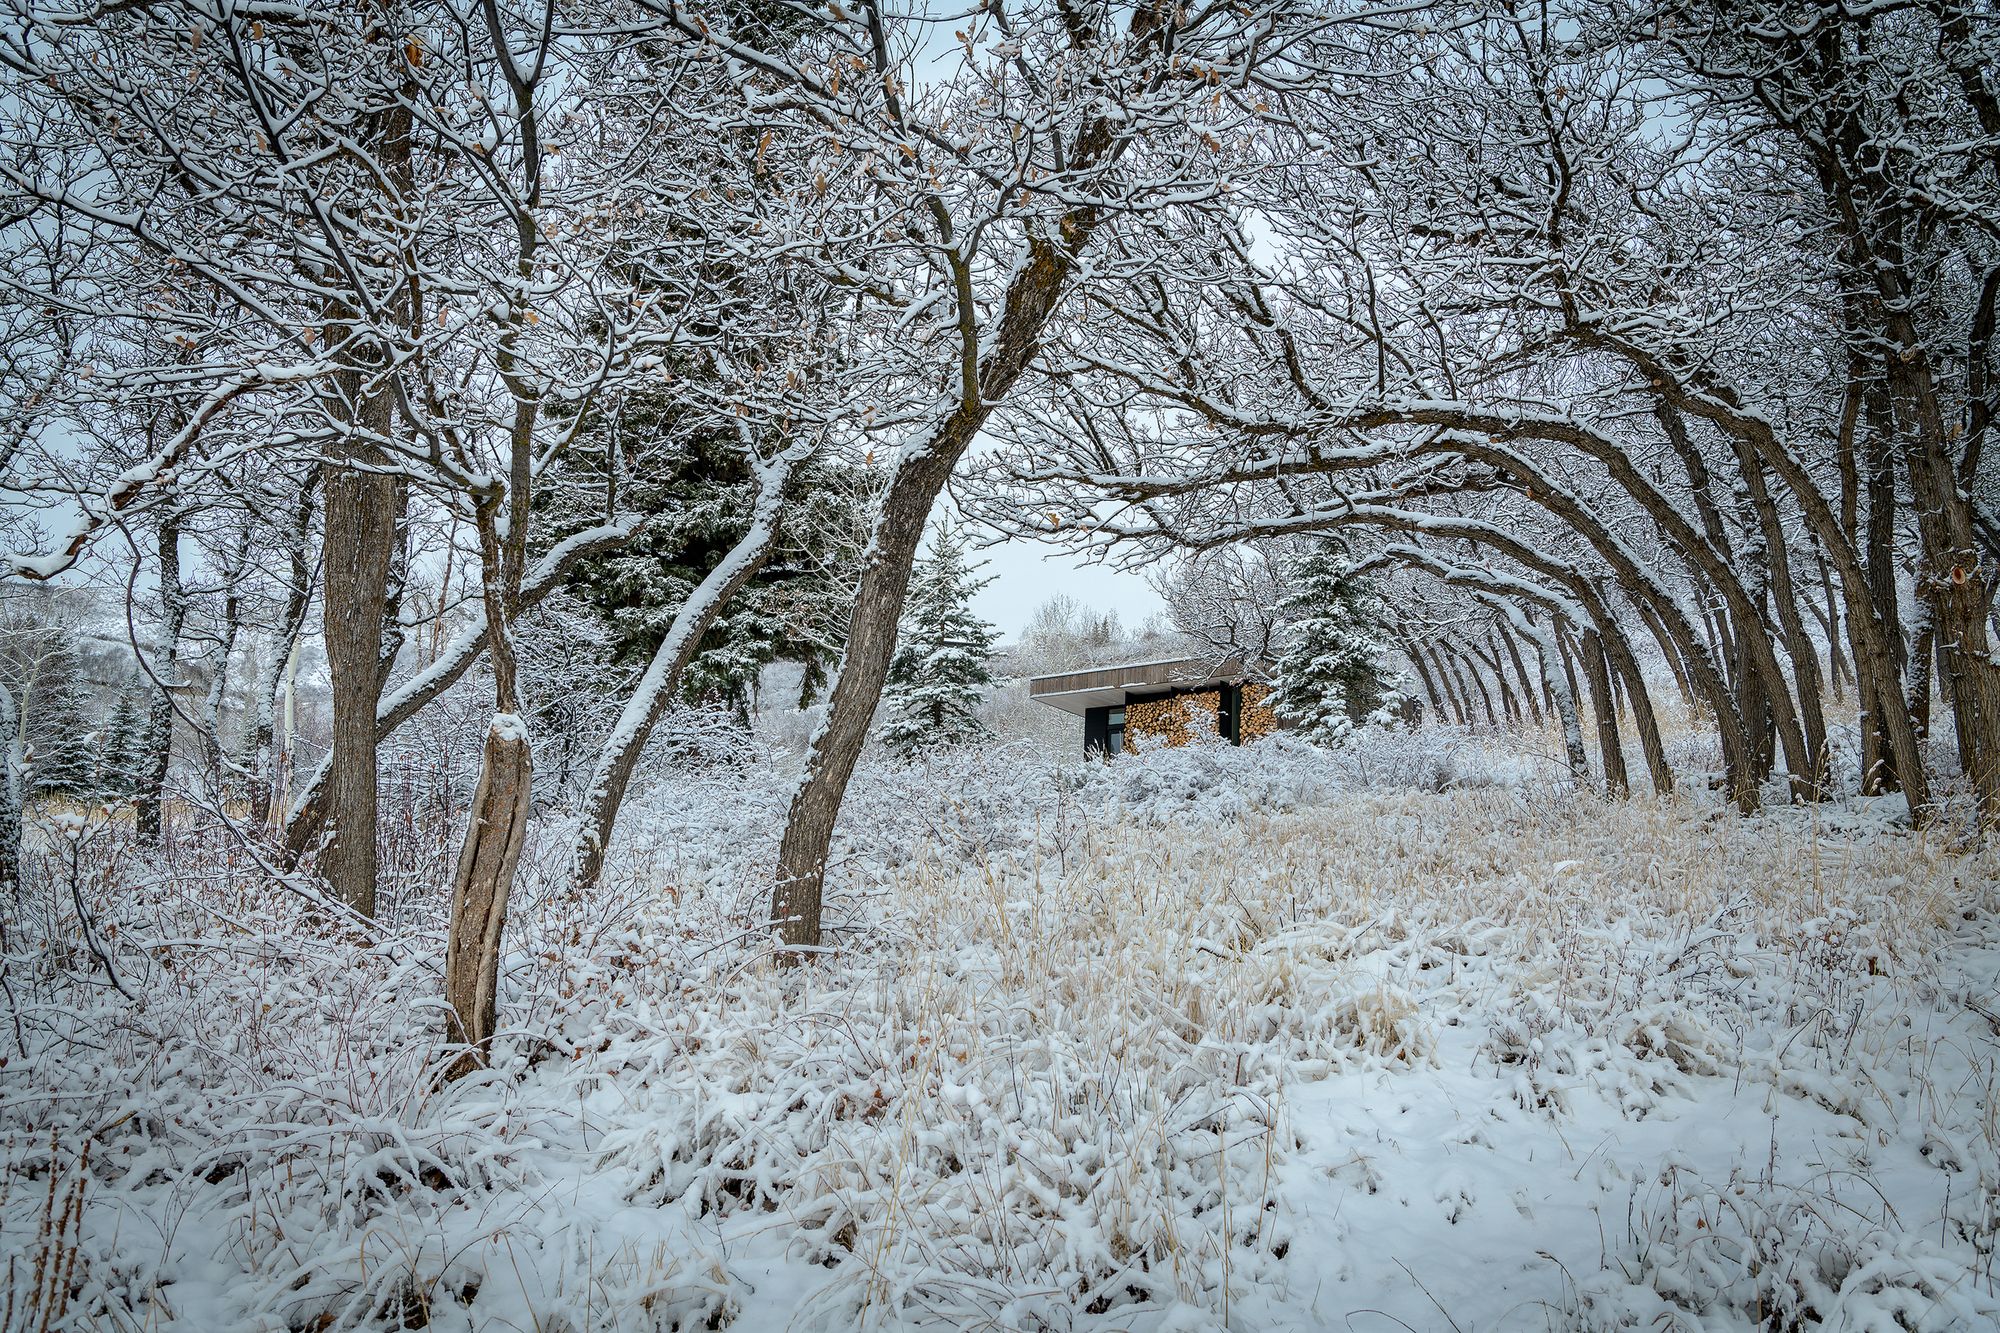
{"left": 3, "top": 738, "right": 1994, "bottom": 1331}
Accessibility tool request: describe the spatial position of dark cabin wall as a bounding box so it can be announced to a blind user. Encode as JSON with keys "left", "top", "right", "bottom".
{"left": 1084, "top": 705, "right": 1111, "bottom": 756}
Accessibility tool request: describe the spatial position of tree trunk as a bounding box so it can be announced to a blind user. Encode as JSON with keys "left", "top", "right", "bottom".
{"left": 1811, "top": 544, "right": 1849, "bottom": 704}
{"left": 201, "top": 526, "right": 251, "bottom": 786}
{"left": 1495, "top": 621, "right": 1544, "bottom": 727}
{"left": 1603, "top": 629, "right": 1673, "bottom": 797}
{"left": 1555, "top": 629, "right": 1583, "bottom": 735}
{"left": 1862, "top": 398, "right": 1908, "bottom": 792}
{"left": 769, "top": 217, "right": 1108, "bottom": 954}
{"left": 771, "top": 436, "right": 967, "bottom": 952}
{"left": 318, "top": 380, "right": 398, "bottom": 917}
{"left": 1412, "top": 430, "right": 1783, "bottom": 804}
{"left": 1587, "top": 346, "right": 1928, "bottom": 813}
{"left": 1376, "top": 550, "right": 1626, "bottom": 791}
{"left": 1454, "top": 646, "right": 1498, "bottom": 727}
{"left": 1656, "top": 600, "right": 1704, "bottom": 712}
{"left": 1470, "top": 637, "right": 1521, "bottom": 724}
{"left": 1550, "top": 593, "right": 1672, "bottom": 799}
{"left": 1727, "top": 487, "right": 1777, "bottom": 786}
{"left": 1906, "top": 620, "right": 1934, "bottom": 742}
{"left": 1580, "top": 629, "right": 1629, "bottom": 798}
{"left": 376, "top": 481, "right": 412, "bottom": 699}
{"left": 1814, "top": 53, "right": 2000, "bottom": 821}
{"left": 249, "top": 474, "right": 318, "bottom": 827}
{"left": 312, "top": 3, "right": 418, "bottom": 909}
{"left": 1887, "top": 350, "right": 2000, "bottom": 818}
{"left": 1726, "top": 437, "right": 1830, "bottom": 795}
{"left": 1698, "top": 597, "right": 1732, "bottom": 698}
{"left": 138, "top": 510, "right": 187, "bottom": 844}
{"left": 1538, "top": 629, "right": 1590, "bottom": 781}
{"left": 443, "top": 716, "right": 532, "bottom": 1078}
{"left": 442, "top": 445, "right": 537, "bottom": 1074}
{"left": 1479, "top": 599, "right": 1586, "bottom": 782}
{"left": 1428, "top": 643, "right": 1469, "bottom": 725}
{"left": 1398, "top": 630, "right": 1447, "bottom": 722}
{"left": 1366, "top": 509, "right": 1718, "bottom": 805}
{"left": 0, "top": 680, "right": 20, "bottom": 900}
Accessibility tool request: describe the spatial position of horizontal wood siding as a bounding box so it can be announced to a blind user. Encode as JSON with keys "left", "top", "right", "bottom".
{"left": 1030, "top": 656, "right": 1244, "bottom": 698}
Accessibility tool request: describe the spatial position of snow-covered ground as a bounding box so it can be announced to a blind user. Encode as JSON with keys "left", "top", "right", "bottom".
{"left": 4, "top": 732, "right": 1996, "bottom": 1331}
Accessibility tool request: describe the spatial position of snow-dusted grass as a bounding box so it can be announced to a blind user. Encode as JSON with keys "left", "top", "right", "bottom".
{"left": 3, "top": 737, "right": 1995, "bottom": 1331}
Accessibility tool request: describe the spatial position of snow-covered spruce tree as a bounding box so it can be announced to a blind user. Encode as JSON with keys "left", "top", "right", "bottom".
{"left": 881, "top": 526, "right": 999, "bottom": 757}
{"left": 96, "top": 688, "right": 150, "bottom": 801}
{"left": 1273, "top": 542, "right": 1406, "bottom": 745}
{"left": 28, "top": 630, "right": 95, "bottom": 801}
{"left": 540, "top": 422, "right": 869, "bottom": 727}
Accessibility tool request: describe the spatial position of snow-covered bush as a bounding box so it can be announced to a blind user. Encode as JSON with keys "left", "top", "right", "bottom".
{"left": 2, "top": 729, "right": 1993, "bottom": 1331}
{"left": 1577, "top": 1153, "right": 1997, "bottom": 1332}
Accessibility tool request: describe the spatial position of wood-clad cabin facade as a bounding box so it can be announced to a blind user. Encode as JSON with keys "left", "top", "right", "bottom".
{"left": 1028, "top": 657, "right": 1279, "bottom": 756}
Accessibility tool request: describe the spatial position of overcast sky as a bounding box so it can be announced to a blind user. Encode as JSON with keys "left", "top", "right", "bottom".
{"left": 968, "top": 537, "right": 1167, "bottom": 641}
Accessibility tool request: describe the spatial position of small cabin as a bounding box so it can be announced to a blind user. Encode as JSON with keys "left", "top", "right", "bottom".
{"left": 1028, "top": 656, "right": 1279, "bottom": 756}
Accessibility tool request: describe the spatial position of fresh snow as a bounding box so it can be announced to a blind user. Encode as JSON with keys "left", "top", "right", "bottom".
{"left": 3, "top": 732, "right": 1996, "bottom": 1331}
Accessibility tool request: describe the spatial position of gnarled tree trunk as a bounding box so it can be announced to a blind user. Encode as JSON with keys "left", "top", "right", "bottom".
{"left": 442, "top": 471, "right": 538, "bottom": 1074}
{"left": 443, "top": 714, "right": 532, "bottom": 1078}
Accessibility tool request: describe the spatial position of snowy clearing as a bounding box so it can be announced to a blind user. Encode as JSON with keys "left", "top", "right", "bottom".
{"left": 4, "top": 739, "right": 1997, "bottom": 1332}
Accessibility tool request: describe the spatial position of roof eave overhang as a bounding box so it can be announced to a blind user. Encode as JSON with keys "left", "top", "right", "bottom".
{"left": 1029, "top": 670, "right": 1252, "bottom": 716}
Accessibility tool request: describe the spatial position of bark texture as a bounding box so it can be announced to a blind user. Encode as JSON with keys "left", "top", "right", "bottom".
{"left": 770, "top": 228, "right": 1103, "bottom": 952}
{"left": 317, "top": 382, "right": 398, "bottom": 917}
{"left": 443, "top": 719, "right": 532, "bottom": 1077}
{"left": 137, "top": 510, "right": 186, "bottom": 844}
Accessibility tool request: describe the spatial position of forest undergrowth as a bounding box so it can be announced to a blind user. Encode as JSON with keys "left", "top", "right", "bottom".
{"left": 2, "top": 731, "right": 1995, "bottom": 1332}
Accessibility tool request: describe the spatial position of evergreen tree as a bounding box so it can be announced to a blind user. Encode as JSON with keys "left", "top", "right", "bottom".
{"left": 881, "top": 524, "right": 999, "bottom": 756}
{"left": 96, "top": 688, "right": 151, "bottom": 801}
{"left": 535, "top": 95, "right": 865, "bottom": 729}
{"left": 26, "top": 630, "right": 95, "bottom": 800}
{"left": 1272, "top": 541, "right": 1406, "bottom": 745}
{"left": 537, "top": 403, "right": 872, "bottom": 725}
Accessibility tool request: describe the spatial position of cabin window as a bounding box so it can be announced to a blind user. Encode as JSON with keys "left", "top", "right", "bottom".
{"left": 1107, "top": 706, "right": 1125, "bottom": 755}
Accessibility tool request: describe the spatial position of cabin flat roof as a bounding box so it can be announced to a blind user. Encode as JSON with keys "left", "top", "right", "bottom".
{"left": 1027, "top": 656, "right": 1251, "bottom": 716}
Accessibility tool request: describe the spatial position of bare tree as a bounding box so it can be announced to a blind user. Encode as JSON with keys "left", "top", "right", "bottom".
{"left": 625, "top": 0, "right": 1341, "bottom": 953}
{"left": 1153, "top": 544, "right": 1289, "bottom": 665}
{"left": 0, "top": 0, "right": 842, "bottom": 1058}
{"left": 966, "top": 0, "right": 1991, "bottom": 823}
